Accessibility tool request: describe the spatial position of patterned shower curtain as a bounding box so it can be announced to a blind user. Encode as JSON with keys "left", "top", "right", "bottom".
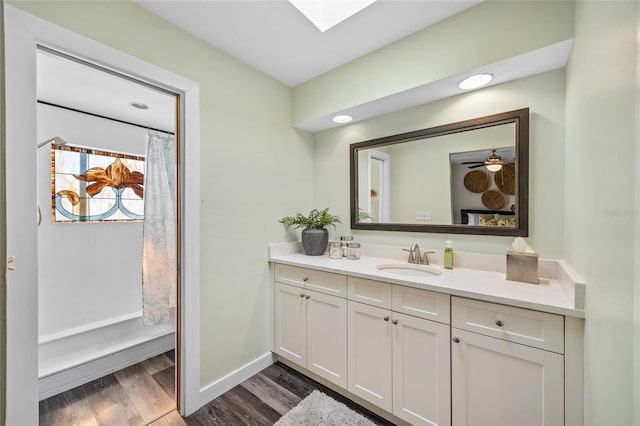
{"left": 142, "top": 133, "right": 177, "bottom": 325}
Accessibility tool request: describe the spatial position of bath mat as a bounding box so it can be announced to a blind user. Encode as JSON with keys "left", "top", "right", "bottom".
{"left": 274, "top": 390, "right": 377, "bottom": 426}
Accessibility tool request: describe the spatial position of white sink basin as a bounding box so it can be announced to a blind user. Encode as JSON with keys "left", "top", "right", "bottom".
{"left": 376, "top": 263, "right": 442, "bottom": 277}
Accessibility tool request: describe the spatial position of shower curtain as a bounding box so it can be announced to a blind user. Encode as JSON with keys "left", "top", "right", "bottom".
{"left": 142, "top": 133, "right": 177, "bottom": 325}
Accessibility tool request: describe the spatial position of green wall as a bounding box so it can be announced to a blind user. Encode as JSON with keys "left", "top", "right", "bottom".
{"left": 7, "top": 0, "right": 315, "bottom": 389}
{"left": 565, "top": 1, "right": 638, "bottom": 424}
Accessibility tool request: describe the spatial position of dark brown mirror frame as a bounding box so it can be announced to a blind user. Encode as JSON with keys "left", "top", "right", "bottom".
{"left": 350, "top": 108, "right": 529, "bottom": 236}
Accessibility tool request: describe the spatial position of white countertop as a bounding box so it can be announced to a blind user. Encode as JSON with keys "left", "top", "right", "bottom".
{"left": 269, "top": 243, "right": 585, "bottom": 318}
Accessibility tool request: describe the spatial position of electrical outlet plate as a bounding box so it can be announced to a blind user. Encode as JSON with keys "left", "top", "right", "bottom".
{"left": 416, "top": 210, "right": 432, "bottom": 221}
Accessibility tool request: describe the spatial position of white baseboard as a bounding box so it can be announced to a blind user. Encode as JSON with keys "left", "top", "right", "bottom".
{"left": 199, "top": 352, "right": 274, "bottom": 408}
{"left": 39, "top": 333, "right": 175, "bottom": 400}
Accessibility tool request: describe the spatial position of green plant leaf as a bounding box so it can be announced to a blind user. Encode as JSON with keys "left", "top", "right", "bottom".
{"left": 279, "top": 207, "right": 341, "bottom": 230}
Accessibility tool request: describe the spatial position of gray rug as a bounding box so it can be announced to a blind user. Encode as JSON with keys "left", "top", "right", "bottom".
{"left": 274, "top": 391, "right": 377, "bottom": 426}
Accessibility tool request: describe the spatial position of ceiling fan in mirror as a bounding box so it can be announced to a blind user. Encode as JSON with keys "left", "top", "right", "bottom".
{"left": 463, "top": 149, "right": 509, "bottom": 172}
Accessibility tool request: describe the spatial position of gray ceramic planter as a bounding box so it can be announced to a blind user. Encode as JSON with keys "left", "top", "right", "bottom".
{"left": 301, "top": 228, "right": 329, "bottom": 256}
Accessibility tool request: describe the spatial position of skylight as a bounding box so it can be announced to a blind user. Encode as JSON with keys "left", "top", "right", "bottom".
{"left": 288, "top": 0, "right": 378, "bottom": 32}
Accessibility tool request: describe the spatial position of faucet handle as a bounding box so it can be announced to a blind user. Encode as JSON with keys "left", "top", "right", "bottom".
{"left": 422, "top": 250, "right": 435, "bottom": 265}
{"left": 402, "top": 247, "right": 415, "bottom": 262}
{"left": 404, "top": 243, "right": 421, "bottom": 264}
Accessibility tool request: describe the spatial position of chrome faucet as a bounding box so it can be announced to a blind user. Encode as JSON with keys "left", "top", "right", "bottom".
{"left": 403, "top": 243, "right": 435, "bottom": 265}
{"left": 404, "top": 243, "right": 422, "bottom": 264}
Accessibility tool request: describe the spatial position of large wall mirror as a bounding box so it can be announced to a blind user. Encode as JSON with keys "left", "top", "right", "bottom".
{"left": 350, "top": 108, "right": 529, "bottom": 236}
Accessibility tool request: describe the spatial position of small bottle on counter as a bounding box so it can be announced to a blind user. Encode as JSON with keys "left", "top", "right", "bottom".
{"left": 444, "top": 240, "right": 454, "bottom": 269}
{"left": 340, "top": 236, "right": 353, "bottom": 257}
{"left": 347, "top": 242, "right": 361, "bottom": 260}
{"left": 329, "top": 241, "right": 343, "bottom": 259}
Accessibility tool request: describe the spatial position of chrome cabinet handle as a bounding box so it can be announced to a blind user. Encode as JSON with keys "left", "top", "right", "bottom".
{"left": 392, "top": 319, "right": 398, "bottom": 325}
{"left": 302, "top": 277, "right": 309, "bottom": 282}
{"left": 383, "top": 316, "right": 390, "bottom": 322}
{"left": 7, "top": 256, "right": 15, "bottom": 271}
{"left": 452, "top": 337, "right": 460, "bottom": 343}
{"left": 495, "top": 320, "right": 504, "bottom": 327}
{"left": 305, "top": 295, "right": 311, "bottom": 299}
{"left": 299, "top": 293, "right": 305, "bottom": 298}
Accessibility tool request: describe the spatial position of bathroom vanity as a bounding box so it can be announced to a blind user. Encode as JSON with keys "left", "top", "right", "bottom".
{"left": 269, "top": 243, "right": 584, "bottom": 426}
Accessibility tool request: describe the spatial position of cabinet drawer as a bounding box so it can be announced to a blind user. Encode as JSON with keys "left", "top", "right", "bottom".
{"left": 392, "top": 286, "right": 450, "bottom": 324}
{"left": 451, "top": 297, "right": 564, "bottom": 353}
{"left": 274, "top": 264, "right": 347, "bottom": 297}
{"left": 347, "top": 277, "right": 392, "bottom": 309}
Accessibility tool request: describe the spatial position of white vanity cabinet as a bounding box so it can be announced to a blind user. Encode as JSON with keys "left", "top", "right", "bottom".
{"left": 451, "top": 297, "right": 565, "bottom": 426}
{"left": 347, "top": 300, "right": 393, "bottom": 411}
{"left": 347, "top": 277, "right": 451, "bottom": 426}
{"left": 271, "top": 259, "right": 582, "bottom": 426}
{"left": 273, "top": 264, "right": 348, "bottom": 388}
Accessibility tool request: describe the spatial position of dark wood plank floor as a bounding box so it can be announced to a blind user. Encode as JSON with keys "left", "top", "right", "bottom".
{"left": 41, "top": 355, "right": 394, "bottom": 426}
{"left": 39, "top": 350, "right": 176, "bottom": 426}
{"left": 173, "top": 362, "right": 394, "bottom": 426}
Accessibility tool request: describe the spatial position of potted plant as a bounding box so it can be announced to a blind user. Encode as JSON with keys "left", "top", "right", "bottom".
{"left": 279, "top": 207, "right": 341, "bottom": 256}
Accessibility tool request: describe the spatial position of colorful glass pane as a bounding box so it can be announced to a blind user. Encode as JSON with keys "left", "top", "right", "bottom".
{"left": 52, "top": 145, "right": 145, "bottom": 223}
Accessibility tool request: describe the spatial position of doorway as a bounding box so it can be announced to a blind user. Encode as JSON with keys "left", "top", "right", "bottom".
{"left": 4, "top": 6, "right": 201, "bottom": 423}
{"left": 367, "top": 149, "right": 391, "bottom": 223}
{"left": 35, "top": 47, "right": 179, "bottom": 422}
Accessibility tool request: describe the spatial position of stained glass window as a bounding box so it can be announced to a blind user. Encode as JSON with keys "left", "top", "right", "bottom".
{"left": 52, "top": 145, "right": 145, "bottom": 223}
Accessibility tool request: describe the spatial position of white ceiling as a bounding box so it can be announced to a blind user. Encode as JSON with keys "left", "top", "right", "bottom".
{"left": 134, "top": 0, "right": 483, "bottom": 87}
{"left": 37, "top": 49, "right": 177, "bottom": 134}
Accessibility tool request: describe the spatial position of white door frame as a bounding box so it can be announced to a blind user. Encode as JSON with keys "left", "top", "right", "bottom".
{"left": 3, "top": 6, "right": 201, "bottom": 422}
{"left": 367, "top": 149, "right": 391, "bottom": 222}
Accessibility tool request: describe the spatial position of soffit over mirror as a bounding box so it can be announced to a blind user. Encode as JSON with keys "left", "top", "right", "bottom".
{"left": 350, "top": 108, "right": 529, "bottom": 236}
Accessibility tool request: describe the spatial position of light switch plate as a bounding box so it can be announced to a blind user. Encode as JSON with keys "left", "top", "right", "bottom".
{"left": 416, "top": 210, "right": 432, "bottom": 221}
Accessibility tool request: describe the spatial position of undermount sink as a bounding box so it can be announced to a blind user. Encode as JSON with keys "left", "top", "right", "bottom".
{"left": 376, "top": 263, "right": 442, "bottom": 277}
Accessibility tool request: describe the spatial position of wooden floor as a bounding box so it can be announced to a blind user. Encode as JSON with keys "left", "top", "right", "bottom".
{"left": 39, "top": 350, "right": 176, "bottom": 426}
{"left": 180, "top": 362, "right": 393, "bottom": 426}
{"left": 40, "top": 355, "right": 394, "bottom": 425}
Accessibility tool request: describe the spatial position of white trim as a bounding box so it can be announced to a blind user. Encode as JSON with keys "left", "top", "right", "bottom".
{"left": 39, "top": 333, "right": 174, "bottom": 400}
{"left": 199, "top": 352, "right": 274, "bottom": 408}
{"left": 39, "top": 330, "right": 175, "bottom": 378}
{"left": 564, "top": 316, "right": 584, "bottom": 426}
{"left": 180, "top": 84, "right": 201, "bottom": 416}
{"left": 4, "top": 6, "right": 201, "bottom": 420}
{"left": 38, "top": 311, "right": 143, "bottom": 345}
{"left": 367, "top": 149, "right": 391, "bottom": 222}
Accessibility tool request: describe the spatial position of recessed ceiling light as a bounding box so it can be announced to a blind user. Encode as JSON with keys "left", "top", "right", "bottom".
{"left": 458, "top": 74, "right": 493, "bottom": 90}
{"left": 332, "top": 115, "right": 353, "bottom": 124}
{"left": 129, "top": 102, "right": 149, "bottom": 110}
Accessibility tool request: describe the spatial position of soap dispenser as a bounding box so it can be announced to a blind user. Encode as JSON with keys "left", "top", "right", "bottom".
{"left": 444, "top": 240, "right": 454, "bottom": 269}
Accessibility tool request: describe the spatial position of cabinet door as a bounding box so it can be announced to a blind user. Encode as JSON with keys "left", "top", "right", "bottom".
{"left": 393, "top": 312, "right": 451, "bottom": 426}
{"left": 452, "top": 328, "right": 564, "bottom": 426}
{"left": 274, "top": 282, "right": 307, "bottom": 367}
{"left": 347, "top": 301, "right": 392, "bottom": 411}
{"left": 306, "top": 290, "right": 347, "bottom": 387}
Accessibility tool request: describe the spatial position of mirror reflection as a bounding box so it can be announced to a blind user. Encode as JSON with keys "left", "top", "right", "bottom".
{"left": 450, "top": 146, "right": 516, "bottom": 226}
{"left": 350, "top": 109, "right": 528, "bottom": 236}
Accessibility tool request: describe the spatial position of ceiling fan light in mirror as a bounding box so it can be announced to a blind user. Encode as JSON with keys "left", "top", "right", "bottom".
{"left": 458, "top": 73, "right": 493, "bottom": 90}
{"left": 486, "top": 163, "right": 503, "bottom": 172}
